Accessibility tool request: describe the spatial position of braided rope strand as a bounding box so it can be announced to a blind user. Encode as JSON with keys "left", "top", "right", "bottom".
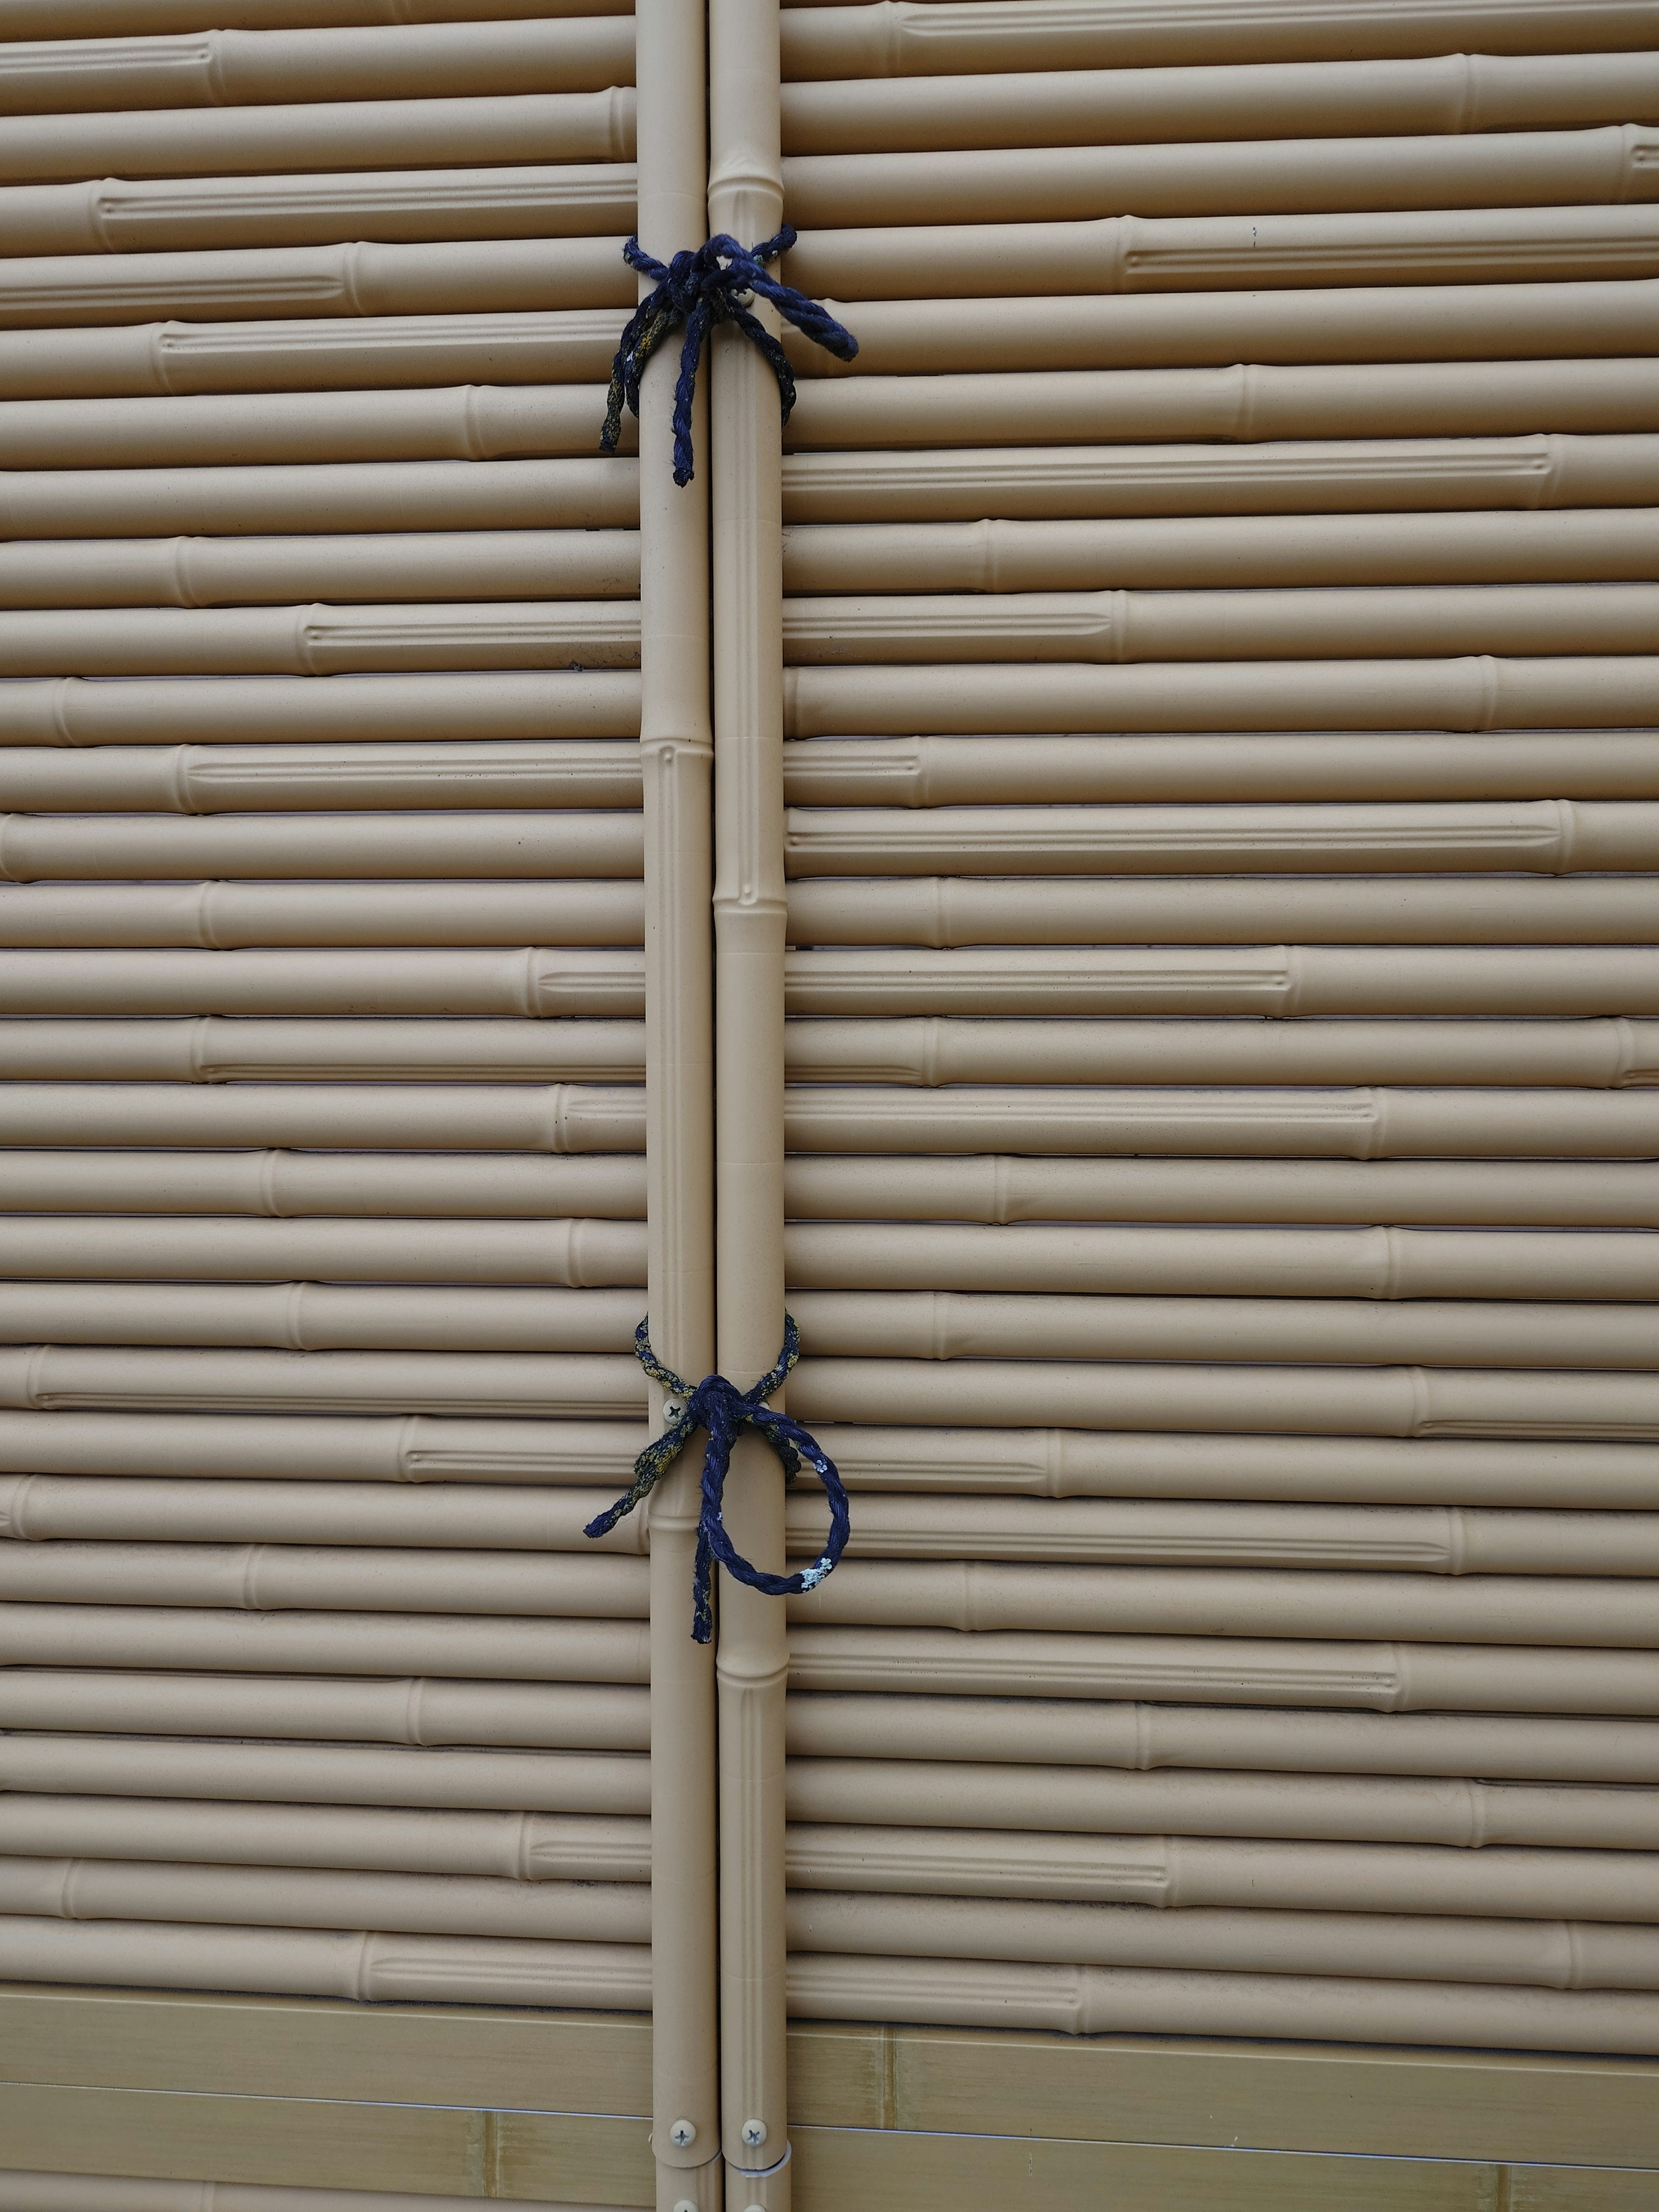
{"left": 584, "top": 1316, "right": 852, "bottom": 1643}
{"left": 600, "top": 228, "right": 858, "bottom": 486}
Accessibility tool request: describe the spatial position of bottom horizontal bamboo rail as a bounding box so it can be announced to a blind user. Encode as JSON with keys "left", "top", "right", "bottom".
{"left": 783, "top": 1892, "right": 1659, "bottom": 1992}
{"left": 783, "top": 1825, "right": 1659, "bottom": 1922}
{"left": 784, "top": 1697, "right": 1659, "bottom": 1784}
{"left": 0, "top": 2180, "right": 598, "bottom": 2212}
{"left": 786, "top": 1629, "right": 1659, "bottom": 1713}
{"left": 0, "top": 1799, "right": 649, "bottom": 1881}
{"left": 0, "top": 1919, "right": 650, "bottom": 2011}
{"left": 785, "top": 1954, "right": 1659, "bottom": 2054}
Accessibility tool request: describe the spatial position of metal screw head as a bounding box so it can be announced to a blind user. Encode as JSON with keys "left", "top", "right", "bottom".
{"left": 667, "top": 2117, "right": 696, "bottom": 2149}
{"left": 661, "top": 1399, "right": 684, "bottom": 1423}
{"left": 740, "top": 2118, "right": 768, "bottom": 2148}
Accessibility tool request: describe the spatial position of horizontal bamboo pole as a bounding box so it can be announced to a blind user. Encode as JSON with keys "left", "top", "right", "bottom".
{"left": 781, "top": 1084, "right": 1659, "bottom": 1155}
{"left": 782, "top": 1758, "right": 1659, "bottom": 1847}
{"left": 792, "top": 1563, "right": 1659, "bottom": 1645}
{"left": 782, "top": 124, "right": 1659, "bottom": 228}
{"left": 788, "top": 1360, "right": 1659, "bottom": 1440}
{"left": 0, "top": 1150, "right": 644, "bottom": 1215}
{"left": 0, "top": 947, "right": 646, "bottom": 1016}
{"left": 803, "top": 1428, "right": 1659, "bottom": 1509}
{"left": 785, "top": 798, "right": 1659, "bottom": 873}
{"left": 0, "top": 1409, "right": 648, "bottom": 1483}
{"left": 3, "top": 1411, "right": 1648, "bottom": 1509}
{"left": 0, "top": 1669, "right": 649, "bottom": 1748}
{"left": 0, "top": 93, "right": 637, "bottom": 187}
{"left": 785, "top": 1224, "right": 1659, "bottom": 1300}
{"left": 0, "top": 1017, "right": 647, "bottom": 1081}
{"left": 784, "top": 1695, "right": 1659, "bottom": 1780}
{"left": 784, "top": 206, "right": 1659, "bottom": 304}
{"left": 785, "top": 360, "right": 1659, "bottom": 449}
{"left": 0, "top": 744, "right": 643, "bottom": 812}
{"left": 780, "top": 945, "right": 1659, "bottom": 1017}
{"left": 17, "top": 944, "right": 1659, "bottom": 1022}
{"left": 0, "top": 460, "right": 638, "bottom": 536}
{"left": 15, "top": 1077, "right": 1657, "bottom": 1157}
{"left": 0, "top": 1542, "right": 648, "bottom": 1617}
{"left": 782, "top": 734, "right": 1659, "bottom": 804}
{"left": 0, "top": 1477, "right": 642, "bottom": 1549}
{"left": 0, "top": 1796, "right": 650, "bottom": 1879}
{"left": 0, "top": 1282, "right": 645, "bottom": 1352}
{"left": 0, "top": 1857, "right": 652, "bottom": 1944}
{"left": 786, "top": 1627, "right": 1659, "bottom": 1711}
{"left": 782, "top": 509, "right": 1659, "bottom": 590}
{"left": 0, "top": 601, "right": 639, "bottom": 676}
{"left": 0, "top": 1734, "right": 648, "bottom": 1812}
{"left": 789, "top": 878, "right": 1659, "bottom": 946}
{"left": 786, "top": 1294, "right": 1659, "bottom": 1372}
{"left": 0, "top": 1216, "right": 650, "bottom": 1283}
{"left": 778, "top": 50, "right": 1659, "bottom": 156}
{"left": 785, "top": 1157, "right": 1659, "bottom": 1226}
{"left": 0, "top": 672, "right": 640, "bottom": 744}
{"left": 0, "top": 1344, "right": 648, "bottom": 1414}
{"left": 782, "top": 585, "right": 1659, "bottom": 664}
{"left": 784, "top": 280, "right": 1659, "bottom": 381}
{"left": 4, "top": 0, "right": 631, "bottom": 24}
{"left": 783, "top": 1017, "right": 1659, "bottom": 1088}
{"left": 0, "top": 1081, "right": 644, "bottom": 1148}
{"left": 785, "top": 1951, "right": 1659, "bottom": 2052}
{"left": 0, "top": 312, "right": 627, "bottom": 402}
{"left": 781, "top": 432, "right": 1659, "bottom": 521}
{"left": 0, "top": 884, "right": 647, "bottom": 949}
{"left": 0, "top": 1605, "right": 652, "bottom": 1683}
{"left": 789, "top": 1492, "right": 1659, "bottom": 1571}
{"left": 0, "top": 388, "right": 622, "bottom": 470}
{"left": 779, "top": 3, "right": 1659, "bottom": 79}
{"left": 0, "top": 810, "right": 642, "bottom": 877}
{"left": 8, "top": 2177, "right": 615, "bottom": 2212}
{"left": 784, "top": 1890, "right": 1659, "bottom": 1990}
{"left": 785, "top": 1824, "right": 1659, "bottom": 1920}
{"left": 0, "top": 19, "right": 635, "bottom": 116}
{"left": 785, "top": 655, "right": 1659, "bottom": 734}
{"left": 0, "top": 1916, "right": 651, "bottom": 2009}
{"left": 13, "top": 1012, "right": 1650, "bottom": 1088}
{"left": 0, "top": 532, "right": 639, "bottom": 607}
{"left": 0, "top": 238, "right": 636, "bottom": 329}
{"left": 1, "top": 166, "right": 637, "bottom": 256}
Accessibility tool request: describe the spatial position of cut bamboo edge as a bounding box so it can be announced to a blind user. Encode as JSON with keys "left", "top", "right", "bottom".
{"left": 1, "top": 1411, "right": 1656, "bottom": 1510}
{"left": 0, "top": 2177, "right": 614, "bottom": 2212}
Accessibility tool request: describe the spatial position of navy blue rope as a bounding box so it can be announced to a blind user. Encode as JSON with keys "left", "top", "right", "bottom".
{"left": 583, "top": 1315, "right": 851, "bottom": 1643}
{"left": 600, "top": 228, "right": 858, "bottom": 486}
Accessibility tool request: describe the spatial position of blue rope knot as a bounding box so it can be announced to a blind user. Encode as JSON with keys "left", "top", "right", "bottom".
{"left": 600, "top": 228, "right": 858, "bottom": 486}
{"left": 584, "top": 1314, "right": 851, "bottom": 1643}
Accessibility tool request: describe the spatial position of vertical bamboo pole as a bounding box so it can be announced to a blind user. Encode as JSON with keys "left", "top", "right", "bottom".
{"left": 636, "top": 0, "right": 721, "bottom": 2203}
{"left": 708, "top": 0, "right": 791, "bottom": 2202}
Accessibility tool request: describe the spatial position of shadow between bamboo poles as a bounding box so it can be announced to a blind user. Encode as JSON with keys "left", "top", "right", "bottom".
{"left": 710, "top": 0, "right": 792, "bottom": 2199}
{"left": 637, "top": 0, "right": 721, "bottom": 2202}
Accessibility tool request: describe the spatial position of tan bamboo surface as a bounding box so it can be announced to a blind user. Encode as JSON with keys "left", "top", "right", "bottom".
{"left": 0, "top": 93, "right": 639, "bottom": 186}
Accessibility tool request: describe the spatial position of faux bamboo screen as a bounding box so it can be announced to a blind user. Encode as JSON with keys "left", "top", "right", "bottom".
{"left": 3, "top": 0, "right": 1659, "bottom": 2206}
{"left": 0, "top": 0, "right": 666, "bottom": 2020}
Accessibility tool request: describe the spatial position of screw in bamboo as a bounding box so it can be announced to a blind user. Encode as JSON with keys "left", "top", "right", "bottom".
{"left": 709, "top": 0, "right": 792, "bottom": 2194}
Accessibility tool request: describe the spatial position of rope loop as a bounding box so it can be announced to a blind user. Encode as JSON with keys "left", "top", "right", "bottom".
{"left": 583, "top": 1315, "right": 851, "bottom": 1643}
{"left": 600, "top": 228, "right": 858, "bottom": 486}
